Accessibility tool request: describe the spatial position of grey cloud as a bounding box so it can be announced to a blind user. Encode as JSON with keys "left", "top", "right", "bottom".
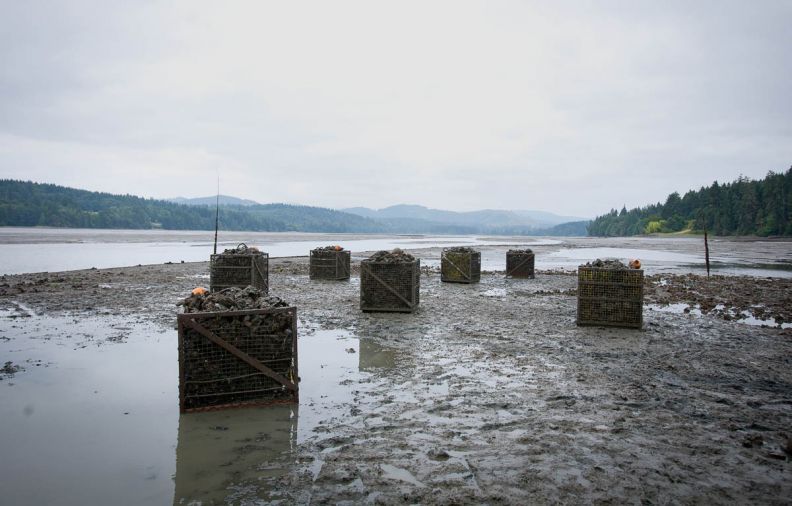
{"left": 1, "top": 1, "right": 789, "bottom": 217}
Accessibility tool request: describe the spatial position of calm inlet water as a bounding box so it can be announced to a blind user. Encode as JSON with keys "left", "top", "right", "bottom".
{"left": 1, "top": 227, "right": 791, "bottom": 277}
{"left": 0, "top": 308, "right": 392, "bottom": 505}
{"left": 0, "top": 228, "right": 556, "bottom": 275}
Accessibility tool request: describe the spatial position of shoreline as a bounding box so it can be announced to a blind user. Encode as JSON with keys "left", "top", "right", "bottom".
{"left": 2, "top": 256, "right": 791, "bottom": 326}
{"left": 1, "top": 257, "right": 791, "bottom": 503}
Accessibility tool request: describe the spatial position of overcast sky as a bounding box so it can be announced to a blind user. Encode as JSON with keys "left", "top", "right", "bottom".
{"left": 1, "top": 1, "right": 790, "bottom": 217}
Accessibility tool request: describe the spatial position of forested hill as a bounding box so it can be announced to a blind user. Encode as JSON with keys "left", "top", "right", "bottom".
{"left": 0, "top": 180, "right": 591, "bottom": 235}
{"left": 0, "top": 180, "right": 382, "bottom": 232}
{"left": 588, "top": 167, "right": 792, "bottom": 237}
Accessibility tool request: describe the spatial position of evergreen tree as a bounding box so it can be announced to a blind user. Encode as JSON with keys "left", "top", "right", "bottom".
{"left": 588, "top": 167, "right": 791, "bottom": 237}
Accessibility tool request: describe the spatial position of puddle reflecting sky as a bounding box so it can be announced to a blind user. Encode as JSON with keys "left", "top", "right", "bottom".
{"left": 0, "top": 313, "right": 177, "bottom": 506}
{"left": 0, "top": 310, "right": 396, "bottom": 505}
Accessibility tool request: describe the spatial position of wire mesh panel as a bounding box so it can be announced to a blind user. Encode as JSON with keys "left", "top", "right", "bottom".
{"left": 177, "top": 307, "right": 297, "bottom": 412}
{"left": 577, "top": 267, "right": 643, "bottom": 328}
{"left": 210, "top": 251, "right": 269, "bottom": 293}
{"left": 309, "top": 250, "right": 351, "bottom": 280}
{"left": 441, "top": 250, "right": 481, "bottom": 283}
{"left": 360, "top": 259, "right": 420, "bottom": 312}
{"left": 506, "top": 251, "right": 535, "bottom": 279}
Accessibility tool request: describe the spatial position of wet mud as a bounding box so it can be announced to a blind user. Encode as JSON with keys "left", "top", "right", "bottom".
{"left": 1, "top": 253, "right": 791, "bottom": 504}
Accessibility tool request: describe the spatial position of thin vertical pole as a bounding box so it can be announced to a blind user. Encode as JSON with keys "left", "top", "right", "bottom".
{"left": 213, "top": 175, "right": 219, "bottom": 255}
{"left": 704, "top": 230, "right": 710, "bottom": 277}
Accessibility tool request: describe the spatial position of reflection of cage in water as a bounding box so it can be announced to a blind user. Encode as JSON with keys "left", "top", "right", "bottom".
{"left": 358, "top": 339, "right": 396, "bottom": 372}
{"left": 309, "top": 249, "right": 351, "bottom": 280}
{"left": 173, "top": 405, "right": 298, "bottom": 504}
{"left": 576, "top": 267, "right": 643, "bottom": 329}
{"left": 177, "top": 307, "right": 298, "bottom": 412}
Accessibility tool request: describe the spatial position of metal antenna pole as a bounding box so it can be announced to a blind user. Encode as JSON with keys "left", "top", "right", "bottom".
{"left": 213, "top": 174, "right": 219, "bottom": 255}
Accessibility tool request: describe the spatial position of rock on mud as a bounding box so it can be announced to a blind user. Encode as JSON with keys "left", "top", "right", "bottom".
{"left": 1, "top": 361, "right": 23, "bottom": 379}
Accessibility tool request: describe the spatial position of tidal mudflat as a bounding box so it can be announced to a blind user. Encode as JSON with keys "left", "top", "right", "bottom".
{"left": 1, "top": 239, "right": 791, "bottom": 504}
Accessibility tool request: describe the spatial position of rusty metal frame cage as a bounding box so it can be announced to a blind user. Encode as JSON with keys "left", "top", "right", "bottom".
{"left": 177, "top": 307, "right": 298, "bottom": 412}
{"left": 209, "top": 251, "right": 269, "bottom": 293}
{"left": 506, "top": 251, "right": 535, "bottom": 279}
{"left": 576, "top": 267, "right": 643, "bottom": 329}
{"left": 441, "top": 250, "right": 481, "bottom": 284}
{"left": 309, "top": 249, "right": 351, "bottom": 280}
{"left": 360, "top": 259, "right": 420, "bottom": 312}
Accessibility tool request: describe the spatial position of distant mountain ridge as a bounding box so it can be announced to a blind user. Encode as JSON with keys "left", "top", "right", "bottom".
{"left": 342, "top": 204, "right": 586, "bottom": 231}
{"left": 0, "top": 180, "right": 381, "bottom": 232}
{"left": 0, "top": 180, "right": 589, "bottom": 236}
{"left": 168, "top": 200, "right": 586, "bottom": 230}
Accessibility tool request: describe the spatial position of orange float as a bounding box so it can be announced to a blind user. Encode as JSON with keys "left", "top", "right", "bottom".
{"left": 191, "top": 286, "right": 208, "bottom": 296}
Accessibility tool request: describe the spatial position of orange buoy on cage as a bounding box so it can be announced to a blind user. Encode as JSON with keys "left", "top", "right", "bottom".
{"left": 629, "top": 259, "right": 641, "bottom": 269}
{"left": 334, "top": 245, "right": 343, "bottom": 251}
{"left": 191, "top": 286, "right": 208, "bottom": 296}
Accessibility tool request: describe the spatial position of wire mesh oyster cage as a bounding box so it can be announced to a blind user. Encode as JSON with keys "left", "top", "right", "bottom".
{"left": 506, "top": 249, "right": 535, "bottom": 279}
{"left": 360, "top": 251, "right": 420, "bottom": 313}
{"left": 576, "top": 264, "right": 643, "bottom": 329}
{"left": 177, "top": 307, "right": 298, "bottom": 412}
{"left": 210, "top": 243, "right": 268, "bottom": 293}
{"left": 440, "top": 247, "right": 481, "bottom": 283}
{"left": 309, "top": 246, "right": 351, "bottom": 281}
